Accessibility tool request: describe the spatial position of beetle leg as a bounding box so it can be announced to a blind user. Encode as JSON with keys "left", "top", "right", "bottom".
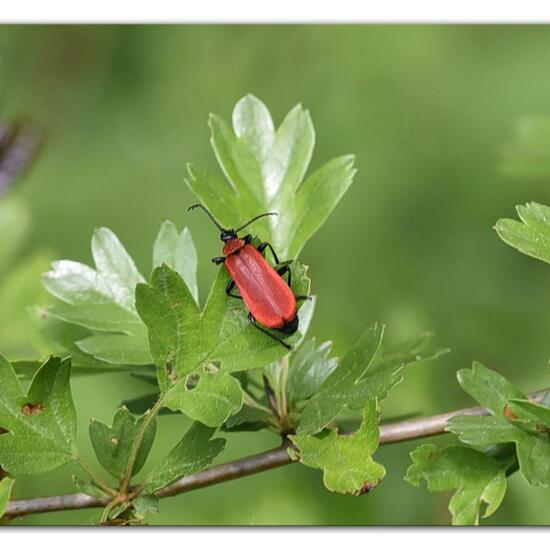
{"left": 257, "top": 241, "right": 281, "bottom": 265}
{"left": 212, "top": 256, "right": 226, "bottom": 265}
{"left": 295, "top": 295, "right": 313, "bottom": 302}
{"left": 226, "top": 279, "right": 242, "bottom": 300}
{"left": 243, "top": 234, "right": 253, "bottom": 244}
{"left": 248, "top": 313, "right": 292, "bottom": 350}
{"left": 277, "top": 265, "right": 292, "bottom": 288}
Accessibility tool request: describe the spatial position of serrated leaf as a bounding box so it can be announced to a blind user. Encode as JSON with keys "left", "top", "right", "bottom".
{"left": 89, "top": 407, "right": 156, "bottom": 480}
{"left": 405, "top": 444, "right": 507, "bottom": 525}
{"left": 289, "top": 400, "right": 385, "bottom": 495}
{"left": 448, "top": 362, "right": 550, "bottom": 487}
{"left": 42, "top": 227, "right": 151, "bottom": 365}
{"left": 153, "top": 221, "right": 198, "bottom": 302}
{"left": 0, "top": 355, "right": 77, "bottom": 474}
{"left": 0, "top": 477, "right": 14, "bottom": 519}
{"left": 296, "top": 328, "right": 446, "bottom": 435}
{"left": 164, "top": 368, "right": 243, "bottom": 427}
{"left": 287, "top": 338, "right": 338, "bottom": 405}
{"left": 495, "top": 202, "right": 550, "bottom": 265}
{"left": 144, "top": 422, "right": 225, "bottom": 492}
{"left": 186, "top": 94, "right": 355, "bottom": 259}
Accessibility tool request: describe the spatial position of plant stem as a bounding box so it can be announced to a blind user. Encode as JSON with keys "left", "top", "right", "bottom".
{"left": 119, "top": 395, "right": 166, "bottom": 495}
{"left": 6, "top": 387, "right": 549, "bottom": 520}
{"left": 74, "top": 455, "right": 117, "bottom": 497}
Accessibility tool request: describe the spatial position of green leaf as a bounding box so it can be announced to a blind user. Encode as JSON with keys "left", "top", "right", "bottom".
{"left": 0, "top": 355, "right": 77, "bottom": 474}
{"left": 164, "top": 368, "right": 243, "bottom": 427}
{"left": 289, "top": 400, "right": 385, "bottom": 495}
{"left": 405, "top": 444, "right": 507, "bottom": 525}
{"left": 296, "top": 328, "right": 446, "bottom": 435}
{"left": 0, "top": 477, "right": 15, "bottom": 519}
{"left": 186, "top": 94, "right": 356, "bottom": 259}
{"left": 287, "top": 338, "right": 338, "bottom": 406}
{"left": 448, "top": 362, "right": 550, "bottom": 487}
{"left": 89, "top": 406, "right": 156, "bottom": 480}
{"left": 153, "top": 221, "right": 198, "bottom": 302}
{"left": 222, "top": 405, "right": 271, "bottom": 432}
{"left": 508, "top": 397, "right": 550, "bottom": 427}
{"left": 72, "top": 475, "right": 108, "bottom": 498}
{"left": 495, "top": 202, "right": 550, "bottom": 265}
{"left": 144, "top": 422, "right": 225, "bottom": 493}
{"left": 135, "top": 264, "right": 311, "bottom": 425}
{"left": 42, "top": 227, "right": 151, "bottom": 365}
{"left": 132, "top": 494, "right": 159, "bottom": 520}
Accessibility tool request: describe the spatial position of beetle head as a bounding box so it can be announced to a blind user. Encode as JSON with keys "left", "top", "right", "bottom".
{"left": 220, "top": 229, "right": 238, "bottom": 242}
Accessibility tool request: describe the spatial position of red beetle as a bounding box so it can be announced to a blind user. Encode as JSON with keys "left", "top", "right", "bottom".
{"left": 188, "top": 204, "right": 310, "bottom": 349}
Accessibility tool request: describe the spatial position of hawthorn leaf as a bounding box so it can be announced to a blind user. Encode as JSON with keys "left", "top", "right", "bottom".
{"left": 448, "top": 362, "right": 550, "bottom": 487}
{"left": 89, "top": 406, "right": 156, "bottom": 480}
{"left": 297, "top": 328, "right": 446, "bottom": 435}
{"left": 136, "top": 263, "right": 311, "bottom": 382}
{"left": 132, "top": 494, "right": 159, "bottom": 520}
{"left": 405, "top": 444, "right": 507, "bottom": 525}
{"left": 0, "top": 477, "right": 14, "bottom": 519}
{"left": 186, "top": 94, "right": 356, "bottom": 259}
{"left": 222, "top": 405, "right": 271, "bottom": 432}
{"left": 42, "top": 227, "right": 151, "bottom": 365}
{"left": 0, "top": 355, "right": 77, "bottom": 474}
{"left": 144, "top": 422, "right": 226, "bottom": 493}
{"left": 72, "top": 475, "right": 108, "bottom": 498}
{"left": 287, "top": 338, "right": 338, "bottom": 405}
{"left": 507, "top": 397, "right": 550, "bottom": 427}
{"left": 289, "top": 400, "right": 385, "bottom": 495}
{"left": 164, "top": 368, "right": 243, "bottom": 427}
{"left": 153, "top": 221, "right": 198, "bottom": 303}
{"left": 495, "top": 202, "right": 550, "bottom": 265}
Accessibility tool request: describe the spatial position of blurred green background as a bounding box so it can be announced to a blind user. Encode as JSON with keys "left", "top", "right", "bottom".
{"left": 1, "top": 25, "right": 550, "bottom": 525}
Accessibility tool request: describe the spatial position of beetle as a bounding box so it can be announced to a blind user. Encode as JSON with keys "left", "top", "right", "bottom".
{"left": 188, "top": 203, "right": 310, "bottom": 350}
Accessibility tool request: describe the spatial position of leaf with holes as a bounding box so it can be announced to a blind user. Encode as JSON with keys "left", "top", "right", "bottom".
{"left": 135, "top": 263, "right": 312, "bottom": 425}
{"left": 289, "top": 400, "right": 385, "bottom": 495}
{"left": 144, "top": 422, "right": 226, "bottom": 492}
{"left": 185, "top": 94, "right": 356, "bottom": 259}
{"left": 405, "top": 444, "right": 507, "bottom": 525}
{"left": 0, "top": 355, "right": 77, "bottom": 474}
{"left": 448, "top": 362, "right": 550, "bottom": 487}
{"left": 89, "top": 406, "right": 156, "bottom": 480}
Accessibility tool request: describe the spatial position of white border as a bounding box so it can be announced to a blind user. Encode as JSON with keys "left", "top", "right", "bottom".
{"left": 2, "top": 0, "right": 550, "bottom": 23}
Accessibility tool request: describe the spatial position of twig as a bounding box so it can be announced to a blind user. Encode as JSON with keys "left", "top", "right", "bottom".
{"left": 5, "top": 388, "right": 548, "bottom": 520}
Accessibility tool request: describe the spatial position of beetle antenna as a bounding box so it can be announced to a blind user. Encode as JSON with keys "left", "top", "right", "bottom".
{"left": 236, "top": 212, "right": 278, "bottom": 232}
{"left": 187, "top": 204, "right": 225, "bottom": 231}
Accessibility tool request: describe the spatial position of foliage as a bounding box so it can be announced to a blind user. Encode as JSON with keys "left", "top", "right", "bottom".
{"left": 1, "top": 94, "right": 549, "bottom": 527}
{"left": 406, "top": 444, "right": 507, "bottom": 525}
{"left": 0, "top": 477, "right": 15, "bottom": 520}
{"left": 290, "top": 400, "right": 385, "bottom": 495}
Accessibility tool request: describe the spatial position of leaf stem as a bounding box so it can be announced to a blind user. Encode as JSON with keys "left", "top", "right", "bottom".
{"left": 74, "top": 454, "right": 117, "bottom": 497}
{"left": 119, "top": 394, "right": 167, "bottom": 495}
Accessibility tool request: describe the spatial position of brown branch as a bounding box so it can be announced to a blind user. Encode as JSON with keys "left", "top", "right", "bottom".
{"left": 5, "top": 388, "right": 548, "bottom": 520}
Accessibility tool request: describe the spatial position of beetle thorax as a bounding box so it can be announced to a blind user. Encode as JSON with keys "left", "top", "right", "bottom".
{"left": 223, "top": 238, "right": 246, "bottom": 256}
